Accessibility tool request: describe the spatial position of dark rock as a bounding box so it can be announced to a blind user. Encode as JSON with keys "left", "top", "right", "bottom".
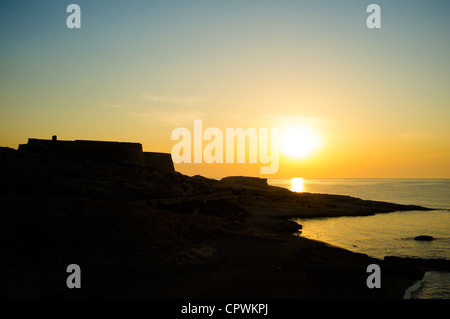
{"left": 414, "top": 235, "right": 434, "bottom": 241}
{"left": 0, "top": 147, "right": 16, "bottom": 159}
{"left": 143, "top": 152, "right": 175, "bottom": 173}
{"left": 220, "top": 176, "right": 268, "bottom": 188}
{"left": 280, "top": 220, "right": 302, "bottom": 232}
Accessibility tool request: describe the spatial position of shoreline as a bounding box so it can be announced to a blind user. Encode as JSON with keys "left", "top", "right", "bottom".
{"left": 0, "top": 152, "right": 446, "bottom": 299}
{"left": 1, "top": 196, "right": 428, "bottom": 299}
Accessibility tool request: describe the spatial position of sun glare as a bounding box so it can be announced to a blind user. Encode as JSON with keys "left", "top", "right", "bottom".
{"left": 281, "top": 125, "right": 321, "bottom": 159}
{"left": 291, "top": 177, "right": 304, "bottom": 193}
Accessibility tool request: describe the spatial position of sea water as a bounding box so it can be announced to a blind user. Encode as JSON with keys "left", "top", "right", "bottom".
{"left": 268, "top": 178, "right": 450, "bottom": 299}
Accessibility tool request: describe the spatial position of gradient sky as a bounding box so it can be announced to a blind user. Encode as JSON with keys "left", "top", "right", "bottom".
{"left": 1, "top": 0, "right": 449, "bottom": 178}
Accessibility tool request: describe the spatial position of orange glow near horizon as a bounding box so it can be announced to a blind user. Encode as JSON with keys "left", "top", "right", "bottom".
{"left": 1, "top": 2, "right": 449, "bottom": 179}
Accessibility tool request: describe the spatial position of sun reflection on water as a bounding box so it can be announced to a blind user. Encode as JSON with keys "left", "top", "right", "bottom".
{"left": 291, "top": 177, "right": 304, "bottom": 193}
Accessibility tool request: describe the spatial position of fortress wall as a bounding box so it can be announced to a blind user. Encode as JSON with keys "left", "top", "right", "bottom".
{"left": 143, "top": 152, "right": 175, "bottom": 173}
{"left": 0, "top": 147, "right": 17, "bottom": 161}
{"left": 19, "top": 138, "right": 144, "bottom": 166}
{"left": 17, "top": 138, "right": 175, "bottom": 172}
{"left": 73, "top": 140, "right": 143, "bottom": 166}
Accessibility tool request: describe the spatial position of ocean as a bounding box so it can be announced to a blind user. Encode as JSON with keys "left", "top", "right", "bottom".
{"left": 268, "top": 178, "right": 450, "bottom": 299}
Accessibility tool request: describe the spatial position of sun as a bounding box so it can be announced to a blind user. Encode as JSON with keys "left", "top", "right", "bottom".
{"left": 281, "top": 125, "right": 321, "bottom": 158}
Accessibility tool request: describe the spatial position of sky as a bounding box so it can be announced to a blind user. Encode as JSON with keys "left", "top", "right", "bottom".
{"left": 1, "top": 0, "right": 449, "bottom": 178}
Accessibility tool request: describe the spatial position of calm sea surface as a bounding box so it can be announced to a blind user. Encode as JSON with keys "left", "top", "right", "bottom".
{"left": 268, "top": 178, "right": 450, "bottom": 299}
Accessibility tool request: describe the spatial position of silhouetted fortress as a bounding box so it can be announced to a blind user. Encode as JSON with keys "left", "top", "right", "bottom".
{"left": 17, "top": 136, "right": 175, "bottom": 173}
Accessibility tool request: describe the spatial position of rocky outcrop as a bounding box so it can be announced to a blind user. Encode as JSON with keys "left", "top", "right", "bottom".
{"left": 220, "top": 176, "right": 268, "bottom": 188}
{"left": 0, "top": 137, "right": 440, "bottom": 299}
{"left": 414, "top": 235, "right": 434, "bottom": 241}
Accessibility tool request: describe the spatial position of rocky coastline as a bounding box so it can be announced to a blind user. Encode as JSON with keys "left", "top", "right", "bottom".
{"left": 1, "top": 144, "right": 448, "bottom": 299}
